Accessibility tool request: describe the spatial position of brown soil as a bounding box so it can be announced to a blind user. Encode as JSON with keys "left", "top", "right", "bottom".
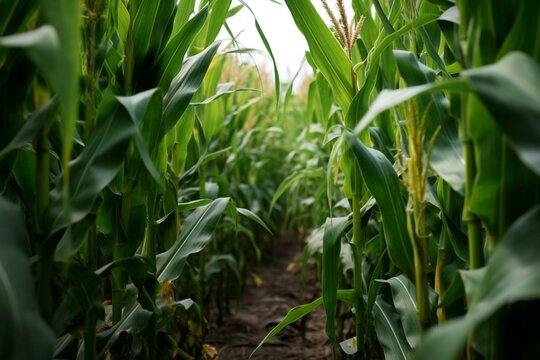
{"left": 205, "top": 235, "right": 333, "bottom": 360}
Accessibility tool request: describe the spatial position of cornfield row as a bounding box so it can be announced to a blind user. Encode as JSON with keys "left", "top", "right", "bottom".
{"left": 1, "top": 0, "right": 540, "bottom": 360}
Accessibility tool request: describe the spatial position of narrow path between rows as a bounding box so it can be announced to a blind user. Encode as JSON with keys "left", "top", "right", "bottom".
{"left": 206, "top": 234, "right": 333, "bottom": 360}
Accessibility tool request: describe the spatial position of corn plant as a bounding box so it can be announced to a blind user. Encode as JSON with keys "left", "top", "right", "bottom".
{"left": 0, "top": 0, "right": 289, "bottom": 359}
{"left": 256, "top": 1, "right": 540, "bottom": 360}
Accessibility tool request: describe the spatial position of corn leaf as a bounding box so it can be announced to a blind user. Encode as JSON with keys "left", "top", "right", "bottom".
{"left": 156, "top": 197, "right": 230, "bottom": 282}
{"left": 465, "top": 95, "right": 537, "bottom": 237}
{"left": 171, "top": 0, "right": 196, "bottom": 36}
{"left": 162, "top": 41, "right": 220, "bottom": 139}
{"left": 97, "top": 257, "right": 160, "bottom": 312}
{"left": 0, "top": 98, "right": 56, "bottom": 159}
{"left": 464, "top": 52, "right": 540, "bottom": 176}
{"left": 132, "top": 0, "right": 175, "bottom": 65}
{"left": 38, "top": 0, "right": 79, "bottom": 170}
{"left": 414, "top": 205, "right": 540, "bottom": 360}
{"left": 0, "top": 24, "right": 77, "bottom": 171}
{"left": 50, "top": 97, "right": 135, "bottom": 235}
{"left": 284, "top": 0, "right": 353, "bottom": 111}
{"left": 117, "top": 89, "right": 165, "bottom": 189}
{"left": 238, "top": 0, "right": 281, "bottom": 106}
{"left": 373, "top": 296, "right": 412, "bottom": 360}
{"left": 0, "top": 197, "right": 54, "bottom": 360}
{"left": 96, "top": 286, "right": 153, "bottom": 356}
{"left": 237, "top": 207, "right": 272, "bottom": 234}
{"left": 345, "top": 132, "right": 415, "bottom": 280}
{"left": 204, "top": 0, "right": 232, "bottom": 47}
{"left": 251, "top": 290, "right": 358, "bottom": 358}
{"left": 379, "top": 276, "right": 422, "bottom": 349}
{"left": 157, "top": 6, "right": 208, "bottom": 90}
{"left": 250, "top": 297, "right": 323, "bottom": 359}
{"left": 322, "top": 216, "right": 351, "bottom": 354}
{"left": 269, "top": 169, "right": 325, "bottom": 213}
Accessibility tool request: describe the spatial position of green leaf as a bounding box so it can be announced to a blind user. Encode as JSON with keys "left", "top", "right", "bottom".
{"left": 204, "top": 255, "right": 240, "bottom": 283}
{"left": 322, "top": 216, "right": 351, "bottom": 353}
{"left": 252, "top": 289, "right": 358, "bottom": 358}
{"left": 132, "top": 0, "right": 175, "bottom": 66}
{"left": 96, "top": 286, "right": 153, "bottom": 356}
{"left": 379, "top": 275, "right": 421, "bottom": 348}
{"left": 190, "top": 86, "right": 261, "bottom": 106}
{"left": 346, "top": 14, "right": 439, "bottom": 129}
{"left": 0, "top": 196, "right": 54, "bottom": 360}
{"left": 156, "top": 197, "right": 229, "bottom": 282}
{"left": 250, "top": 297, "right": 323, "bottom": 359}
{"left": 162, "top": 41, "right": 220, "bottom": 139}
{"left": 97, "top": 256, "right": 160, "bottom": 312}
{"left": 373, "top": 296, "right": 413, "bottom": 360}
{"left": 50, "top": 97, "right": 135, "bottom": 235}
{"left": 0, "top": 98, "right": 57, "bottom": 159}
{"left": 63, "top": 262, "right": 104, "bottom": 318}
{"left": 284, "top": 0, "right": 353, "bottom": 111}
{"left": 37, "top": 0, "right": 80, "bottom": 170}
{"left": 237, "top": 207, "right": 272, "bottom": 234}
{"left": 204, "top": 0, "right": 232, "bottom": 47}
{"left": 344, "top": 132, "right": 415, "bottom": 280}
{"left": 464, "top": 91, "right": 537, "bottom": 237}
{"left": 353, "top": 52, "right": 540, "bottom": 182}
{"left": 372, "top": 0, "right": 395, "bottom": 34}
{"left": 353, "top": 81, "right": 471, "bottom": 135}
{"left": 157, "top": 6, "right": 208, "bottom": 90}
{"left": 463, "top": 52, "right": 540, "bottom": 176}
{"left": 177, "top": 199, "right": 212, "bottom": 212}
{"left": 117, "top": 88, "right": 165, "bottom": 189}
{"left": 414, "top": 206, "right": 540, "bottom": 360}
{"left": 238, "top": 0, "right": 281, "bottom": 107}
{"left": 269, "top": 169, "right": 325, "bottom": 213}
{"left": 0, "top": 23, "right": 78, "bottom": 169}
{"left": 54, "top": 215, "right": 95, "bottom": 261}
{"left": 171, "top": 0, "right": 196, "bottom": 37}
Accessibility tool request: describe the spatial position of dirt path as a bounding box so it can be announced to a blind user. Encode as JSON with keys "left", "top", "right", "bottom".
{"left": 205, "top": 235, "right": 332, "bottom": 360}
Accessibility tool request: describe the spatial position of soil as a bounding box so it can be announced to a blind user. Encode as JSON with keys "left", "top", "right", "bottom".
{"left": 205, "top": 235, "right": 333, "bottom": 360}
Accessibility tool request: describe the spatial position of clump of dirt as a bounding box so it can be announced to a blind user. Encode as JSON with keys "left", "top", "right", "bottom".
{"left": 205, "top": 235, "right": 332, "bottom": 360}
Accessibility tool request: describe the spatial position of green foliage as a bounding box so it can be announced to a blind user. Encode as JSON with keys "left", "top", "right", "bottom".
{"left": 0, "top": 1, "right": 290, "bottom": 358}
{"left": 2, "top": 0, "right": 540, "bottom": 359}
{"left": 0, "top": 197, "right": 54, "bottom": 359}
{"left": 258, "top": 1, "right": 540, "bottom": 359}
{"left": 416, "top": 206, "right": 540, "bottom": 360}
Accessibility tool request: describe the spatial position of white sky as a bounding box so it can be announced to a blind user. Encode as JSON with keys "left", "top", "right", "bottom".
{"left": 217, "top": 0, "right": 354, "bottom": 84}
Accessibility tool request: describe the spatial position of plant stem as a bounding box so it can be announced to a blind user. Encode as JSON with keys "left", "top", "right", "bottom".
{"left": 461, "top": 95, "right": 483, "bottom": 360}
{"left": 36, "top": 127, "right": 52, "bottom": 322}
{"left": 198, "top": 164, "right": 207, "bottom": 315}
{"left": 147, "top": 314, "right": 157, "bottom": 360}
{"left": 415, "top": 245, "right": 429, "bottom": 330}
{"left": 84, "top": 310, "right": 98, "bottom": 360}
{"left": 404, "top": 99, "right": 431, "bottom": 332}
{"left": 462, "top": 137, "right": 484, "bottom": 269}
{"left": 435, "top": 224, "right": 448, "bottom": 323}
{"left": 352, "top": 193, "right": 365, "bottom": 360}
{"left": 112, "top": 192, "right": 132, "bottom": 324}
{"left": 36, "top": 130, "right": 50, "bottom": 234}
{"left": 111, "top": 263, "right": 125, "bottom": 324}
{"left": 82, "top": 7, "right": 100, "bottom": 352}
{"left": 407, "top": 210, "right": 430, "bottom": 331}
{"left": 83, "top": 5, "right": 100, "bottom": 323}
{"left": 37, "top": 244, "right": 53, "bottom": 322}
{"left": 124, "top": 1, "right": 134, "bottom": 96}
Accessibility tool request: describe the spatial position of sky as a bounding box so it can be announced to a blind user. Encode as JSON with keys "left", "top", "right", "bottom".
{"left": 217, "top": 0, "right": 354, "bottom": 84}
